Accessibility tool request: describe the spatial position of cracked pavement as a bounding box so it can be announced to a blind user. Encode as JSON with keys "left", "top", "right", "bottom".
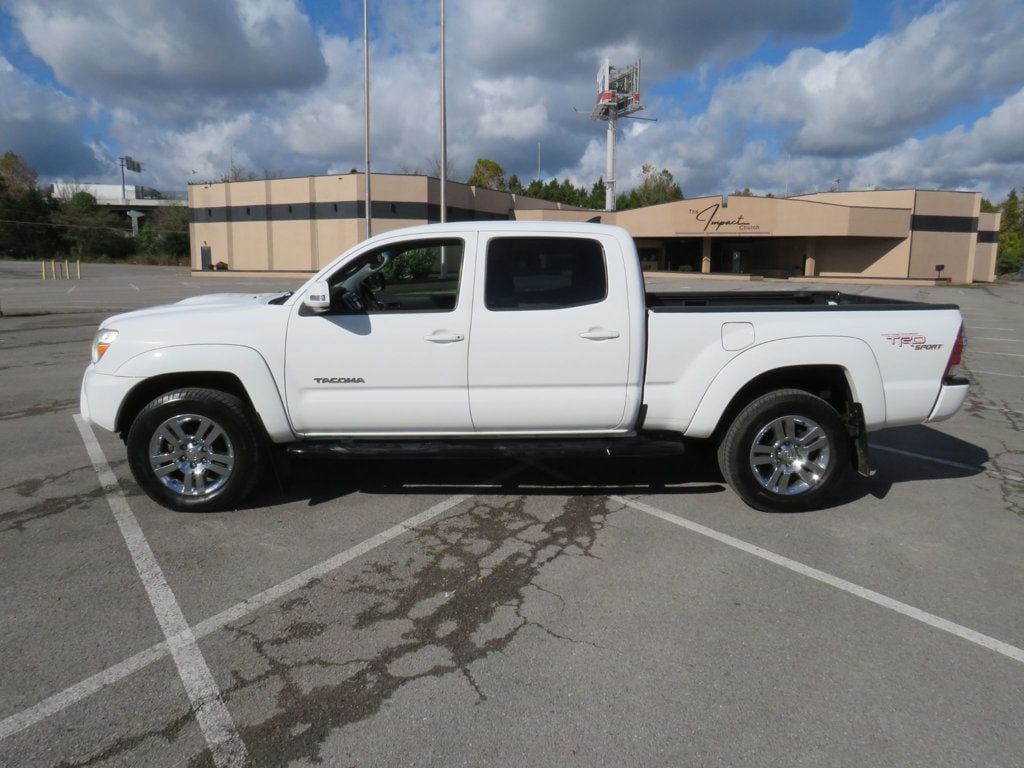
{"left": 0, "top": 268, "right": 1022, "bottom": 767}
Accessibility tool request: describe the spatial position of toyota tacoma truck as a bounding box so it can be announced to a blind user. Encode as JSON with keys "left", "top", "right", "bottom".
{"left": 80, "top": 222, "right": 969, "bottom": 513}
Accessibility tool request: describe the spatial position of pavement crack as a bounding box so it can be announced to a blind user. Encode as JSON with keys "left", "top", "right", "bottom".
{"left": 53, "top": 709, "right": 194, "bottom": 768}
{"left": 199, "top": 492, "right": 612, "bottom": 767}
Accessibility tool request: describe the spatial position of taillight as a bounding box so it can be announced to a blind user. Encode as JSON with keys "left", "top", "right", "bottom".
{"left": 944, "top": 323, "right": 965, "bottom": 379}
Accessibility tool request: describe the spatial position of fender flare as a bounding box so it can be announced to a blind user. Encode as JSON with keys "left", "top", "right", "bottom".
{"left": 683, "top": 336, "right": 886, "bottom": 439}
{"left": 114, "top": 344, "right": 295, "bottom": 442}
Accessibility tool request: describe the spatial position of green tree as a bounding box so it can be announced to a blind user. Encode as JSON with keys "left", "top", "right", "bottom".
{"left": 0, "top": 151, "right": 38, "bottom": 195}
{"left": 220, "top": 162, "right": 260, "bottom": 182}
{"left": 136, "top": 205, "right": 190, "bottom": 262}
{"left": 980, "top": 197, "right": 1000, "bottom": 213}
{"left": 0, "top": 152, "right": 61, "bottom": 259}
{"left": 616, "top": 165, "right": 683, "bottom": 210}
{"left": 999, "top": 189, "right": 1020, "bottom": 234}
{"left": 467, "top": 158, "right": 507, "bottom": 191}
{"left": 995, "top": 189, "right": 1023, "bottom": 274}
{"left": 731, "top": 187, "right": 754, "bottom": 197}
{"left": 52, "top": 191, "right": 131, "bottom": 260}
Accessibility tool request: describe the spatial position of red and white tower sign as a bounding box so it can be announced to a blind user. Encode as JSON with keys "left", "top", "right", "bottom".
{"left": 591, "top": 60, "right": 643, "bottom": 211}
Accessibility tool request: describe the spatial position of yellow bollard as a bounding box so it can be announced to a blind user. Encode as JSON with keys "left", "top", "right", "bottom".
{"left": 41, "top": 262, "right": 46, "bottom": 280}
{"left": 64, "top": 259, "right": 70, "bottom": 280}
{"left": 50, "top": 260, "right": 56, "bottom": 280}
{"left": 76, "top": 260, "right": 81, "bottom": 279}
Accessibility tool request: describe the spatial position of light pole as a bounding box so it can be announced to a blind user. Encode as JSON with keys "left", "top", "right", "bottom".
{"left": 363, "top": 0, "right": 372, "bottom": 237}
{"left": 439, "top": 0, "right": 447, "bottom": 224}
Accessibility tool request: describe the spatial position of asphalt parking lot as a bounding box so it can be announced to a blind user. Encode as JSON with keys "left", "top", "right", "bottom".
{"left": 1, "top": 260, "right": 1022, "bottom": 767}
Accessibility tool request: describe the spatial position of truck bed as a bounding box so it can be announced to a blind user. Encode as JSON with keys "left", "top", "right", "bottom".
{"left": 646, "top": 290, "right": 959, "bottom": 312}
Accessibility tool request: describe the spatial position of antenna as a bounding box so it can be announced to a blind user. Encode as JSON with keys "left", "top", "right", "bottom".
{"left": 590, "top": 59, "right": 644, "bottom": 211}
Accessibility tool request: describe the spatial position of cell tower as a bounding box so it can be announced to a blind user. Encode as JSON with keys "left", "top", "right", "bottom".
{"left": 591, "top": 59, "right": 643, "bottom": 211}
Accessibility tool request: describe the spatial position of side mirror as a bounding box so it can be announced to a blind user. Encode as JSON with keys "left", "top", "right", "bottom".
{"left": 303, "top": 279, "right": 331, "bottom": 313}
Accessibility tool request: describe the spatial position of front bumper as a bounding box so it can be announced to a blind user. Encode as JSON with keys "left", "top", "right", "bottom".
{"left": 80, "top": 367, "right": 143, "bottom": 433}
{"left": 926, "top": 376, "right": 970, "bottom": 422}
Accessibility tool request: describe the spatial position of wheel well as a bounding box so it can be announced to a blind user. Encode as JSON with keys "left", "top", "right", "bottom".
{"left": 115, "top": 372, "right": 255, "bottom": 439}
{"left": 712, "top": 365, "right": 854, "bottom": 440}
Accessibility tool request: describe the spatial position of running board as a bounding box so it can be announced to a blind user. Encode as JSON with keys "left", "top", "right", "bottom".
{"left": 287, "top": 436, "right": 687, "bottom": 461}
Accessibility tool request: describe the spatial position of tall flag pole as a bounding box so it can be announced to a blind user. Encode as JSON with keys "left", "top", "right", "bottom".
{"left": 363, "top": 0, "right": 372, "bottom": 237}
{"left": 439, "top": 0, "right": 447, "bottom": 223}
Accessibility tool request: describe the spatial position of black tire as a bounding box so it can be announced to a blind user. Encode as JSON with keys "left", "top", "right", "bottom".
{"left": 126, "top": 388, "right": 263, "bottom": 512}
{"left": 717, "top": 388, "right": 849, "bottom": 513}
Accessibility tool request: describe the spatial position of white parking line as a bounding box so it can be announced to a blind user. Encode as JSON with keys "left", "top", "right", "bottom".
{"left": 870, "top": 444, "right": 1024, "bottom": 483}
{"left": 968, "top": 326, "right": 1013, "bottom": 331}
{"left": 974, "top": 350, "right": 1024, "bottom": 358}
{"left": 973, "top": 337, "right": 1024, "bottom": 343}
{"left": 970, "top": 369, "right": 1024, "bottom": 378}
{"left": 0, "top": 444, "right": 479, "bottom": 742}
{"left": 614, "top": 496, "right": 1024, "bottom": 665}
{"left": 970, "top": 403, "right": 1024, "bottom": 417}
{"left": 129, "top": 283, "right": 140, "bottom": 292}
{"left": 73, "top": 417, "right": 248, "bottom": 768}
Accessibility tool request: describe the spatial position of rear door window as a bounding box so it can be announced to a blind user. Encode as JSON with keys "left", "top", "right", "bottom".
{"left": 484, "top": 237, "right": 607, "bottom": 310}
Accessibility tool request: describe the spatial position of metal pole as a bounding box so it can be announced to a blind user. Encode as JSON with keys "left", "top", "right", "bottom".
{"left": 537, "top": 142, "right": 541, "bottom": 181}
{"left": 120, "top": 158, "right": 126, "bottom": 201}
{"left": 605, "top": 111, "right": 617, "bottom": 211}
{"left": 363, "top": 0, "right": 372, "bottom": 238}
{"left": 439, "top": 0, "right": 447, "bottom": 224}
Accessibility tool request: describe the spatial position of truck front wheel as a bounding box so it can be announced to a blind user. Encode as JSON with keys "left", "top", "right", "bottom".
{"left": 718, "top": 389, "right": 849, "bottom": 512}
{"left": 126, "top": 388, "right": 263, "bottom": 512}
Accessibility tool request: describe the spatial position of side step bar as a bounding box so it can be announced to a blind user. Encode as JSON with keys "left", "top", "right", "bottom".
{"left": 287, "top": 435, "right": 688, "bottom": 461}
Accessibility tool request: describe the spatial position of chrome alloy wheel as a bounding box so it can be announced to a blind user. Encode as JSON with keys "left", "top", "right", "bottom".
{"left": 148, "top": 414, "right": 235, "bottom": 497}
{"left": 748, "top": 414, "right": 831, "bottom": 496}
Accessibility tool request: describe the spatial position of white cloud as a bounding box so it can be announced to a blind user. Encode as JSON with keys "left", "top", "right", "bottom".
{"left": 0, "top": 63, "right": 101, "bottom": 177}
{"left": 710, "top": 0, "right": 1024, "bottom": 156}
{"left": 5, "top": 0, "right": 327, "bottom": 121}
{"left": 2, "top": 0, "right": 1020, "bottom": 202}
{"left": 473, "top": 78, "right": 549, "bottom": 141}
{"left": 849, "top": 86, "right": 1024, "bottom": 197}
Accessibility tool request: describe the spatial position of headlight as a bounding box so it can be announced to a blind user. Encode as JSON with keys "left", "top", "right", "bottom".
{"left": 91, "top": 328, "right": 118, "bottom": 363}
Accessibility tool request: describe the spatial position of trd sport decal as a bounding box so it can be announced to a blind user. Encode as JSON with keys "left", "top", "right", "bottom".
{"left": 314, "top": 377, "right": 366, "bottom": 384}
{"left": 882, "top": 333, "right": 943, "bottom": 351}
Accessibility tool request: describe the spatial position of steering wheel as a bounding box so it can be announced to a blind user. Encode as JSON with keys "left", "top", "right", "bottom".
{"left": 340, "top": 289, "right": 365, "bottom": 312}
{"left": 361, "top": 281, "right": 383, "bottom": 311}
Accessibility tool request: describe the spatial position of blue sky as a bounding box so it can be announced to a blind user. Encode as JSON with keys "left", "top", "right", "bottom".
{"left": 1, "top": 0, "right": 1022, "bottom": 200}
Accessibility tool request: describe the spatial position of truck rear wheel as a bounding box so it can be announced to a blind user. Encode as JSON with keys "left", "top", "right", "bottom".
{"left": 126, "top": 388, "right": 263, "bottom": 512}
{"left": 718, "top": 389, "right": 848, "bottom": 512}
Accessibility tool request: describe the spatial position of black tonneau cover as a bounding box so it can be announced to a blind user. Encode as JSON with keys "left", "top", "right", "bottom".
{"left": 646, "top": 291, "right": 959, "bottom": 312}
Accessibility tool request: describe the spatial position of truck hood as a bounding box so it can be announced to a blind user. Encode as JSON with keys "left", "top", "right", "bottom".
{"left": 101, "top": 292, "right": 290, "bottom": 327}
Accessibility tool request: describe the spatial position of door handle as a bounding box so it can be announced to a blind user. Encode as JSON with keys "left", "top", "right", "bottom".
{"left": 579, "top": 329, "right": 620, "bottom": 341}
{"left": 424, "top": 332, "right": 465, "bottom": 343}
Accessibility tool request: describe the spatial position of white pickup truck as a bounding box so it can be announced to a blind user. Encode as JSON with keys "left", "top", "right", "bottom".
{"left": 80, "top": 222, "right": 969, "bottom": 513}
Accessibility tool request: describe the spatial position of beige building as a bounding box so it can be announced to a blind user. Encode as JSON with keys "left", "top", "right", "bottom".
{"left": 189, "top": 174, "right": 999, "bottom": 283}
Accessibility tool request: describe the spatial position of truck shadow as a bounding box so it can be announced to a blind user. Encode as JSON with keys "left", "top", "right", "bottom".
{"left": 838, "top": 424, "right": 991, "bottom": 505}
{"left": 249, "top": 426, "right": 989, "bottom": 512}
{"left": 255, "top": 450, "right": 728, "bottom": 508}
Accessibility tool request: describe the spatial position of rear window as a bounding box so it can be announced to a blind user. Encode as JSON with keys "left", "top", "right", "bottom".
{"left": 485, "top": 237, "right": 607, "bottom": 310}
